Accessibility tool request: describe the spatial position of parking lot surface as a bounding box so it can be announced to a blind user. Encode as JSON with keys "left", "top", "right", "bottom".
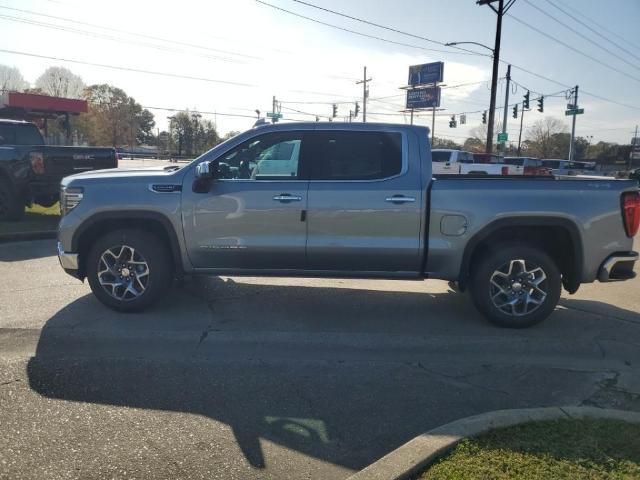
{"left": 1, "top": 239, "right": 639, "bottom": 479}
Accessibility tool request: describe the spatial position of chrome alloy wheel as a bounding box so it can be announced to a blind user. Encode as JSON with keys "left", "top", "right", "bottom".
{"left": 489, "top": 259, "right": 547, "bottom": 316}
{"left": 97, "top": 245, "right": 150, "bottom": 301}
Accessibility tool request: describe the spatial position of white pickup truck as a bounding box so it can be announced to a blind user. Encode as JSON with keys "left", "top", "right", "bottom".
{"left": 431, "top": 149, "right": 519, "bottom": 175}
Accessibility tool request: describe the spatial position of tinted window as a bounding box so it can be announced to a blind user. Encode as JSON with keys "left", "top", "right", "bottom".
{"left": 311, "top": 131, "right": 402, "bottom": 180}
{"left": 432, "top": 151, "right": 452, "bottom": 163}
{"left": 459, "top": 152, "right": 474, "bottom": 163}
{"left": 542, "top": 160, "right": 560, "bottom": 169}
{"left": 217, "top": 132, "right": 303, "bottom": 180}
{"left": 16, "top": 124, "right": 44, "bottom": 145}
{"left": 0, "top": 124, "right": 16, "bottom": 144}
{"left": 504, "top": 157, "right": 523, "bottom": 166}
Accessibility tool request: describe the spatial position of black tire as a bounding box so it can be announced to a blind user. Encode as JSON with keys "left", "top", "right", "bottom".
{"left": 0, "top": 178, "right": 25, "bottom": 221}
{"left": 469, "top": 244, "right": 561, "bottom": 328}
{"left": 86, "top": 229, "right": 173, "bottom": 312}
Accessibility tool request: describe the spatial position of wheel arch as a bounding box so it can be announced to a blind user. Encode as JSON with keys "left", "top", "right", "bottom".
{"left": 458, "top": 217, "right": 584, "bottom": 294}
{"left": 72, "top": 210, "right": 183, "bottom": 280}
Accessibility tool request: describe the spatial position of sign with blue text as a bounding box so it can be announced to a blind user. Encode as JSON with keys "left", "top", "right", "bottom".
{"left": 408, "top": 62, "right": 444, "bottom": 87}
{"left": 406, "top": 87, "right": 441, "bottom": 109}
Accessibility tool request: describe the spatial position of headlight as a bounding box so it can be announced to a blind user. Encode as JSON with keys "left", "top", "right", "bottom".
{"left": 60, "top": 186, "right": 84, "bottom": 215}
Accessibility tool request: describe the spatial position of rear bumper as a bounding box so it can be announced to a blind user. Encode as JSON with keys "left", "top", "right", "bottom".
{"left": 57, "top": 241, "right": 81, "bottom": 279}
{"left": 598, "top": 251, "right": 638, "bottom": 282}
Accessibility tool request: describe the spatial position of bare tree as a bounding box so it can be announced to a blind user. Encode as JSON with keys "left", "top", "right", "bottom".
{"left": 35, "top": 66, "right": 85, "bottom": 98}
{"left": 525, "top": 117, "right": 568, "bottom": 158}
{"left": 0, "top": 65, "right": 28, "bottom": 92}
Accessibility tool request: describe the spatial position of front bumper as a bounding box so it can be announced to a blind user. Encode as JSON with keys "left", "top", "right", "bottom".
{"left": 598, "top": 251, "right": 638, "bottom": 282}
{"left": 57, "top": 242, "right": 81, "bottom": 278}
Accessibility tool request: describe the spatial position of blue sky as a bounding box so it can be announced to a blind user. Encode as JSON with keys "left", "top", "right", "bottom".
{"left": 0, "top": 0, "right": 638, "bottom": 145}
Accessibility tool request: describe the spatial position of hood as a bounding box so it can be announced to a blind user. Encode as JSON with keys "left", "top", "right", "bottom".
{"left": 61, "top": 165, "right": 186, "bottom": 186}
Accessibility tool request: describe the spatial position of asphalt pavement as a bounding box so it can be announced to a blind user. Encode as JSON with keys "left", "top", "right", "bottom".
{"left": 1, "top": 239, "right": 639, "bottom": 479}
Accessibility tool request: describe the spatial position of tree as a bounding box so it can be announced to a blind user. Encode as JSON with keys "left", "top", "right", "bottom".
{"left": 431, "top": 137, "right": 460, "bottom": 149}
{"left": 82, "top": 84, "right": 153, "bottom": 147}
{"left": 525, "top": 117, "right": 568, "bottom": 158}
{"left": 222, "top": 131, "right": 241, "bottom": 141}
{"left": 35, "top": 66, "right": 85, "bottom": 99}
{"left": 463, "top": 136, "right": 485, "bottom": 152}
{"left": 169, "top": 110, "right": 219, "bottom": 156}
{"left": 0, "top": 65, "right": 28, "bottom": 92}
{"left": 136, "top": 109, "right": 156, "bottom": 145}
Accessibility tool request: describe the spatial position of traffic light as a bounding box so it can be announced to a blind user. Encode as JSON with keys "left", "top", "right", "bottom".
{"left": 537, "top": 96, "right": 544, "bottom": 113}
{"left": 332, "top": 104, "right": 338, "bottom": 118}
{"left": 449, "top": 115, "right": 457, "bottom": 128}
{"left": 354, "top": 102, "right": 360, "bottom": 117}
{"left": 482, "top": 110, "right": 487, "bottom": 124}
{"left": 512, "top": 104, "right": 518, "bottom": 119}
{"left": 523, "top": 90, "right": 530, "bottom": 110}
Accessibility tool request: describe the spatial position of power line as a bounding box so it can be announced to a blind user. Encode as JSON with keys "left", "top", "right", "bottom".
{"left": 521, "top": 0, "right": 640, "bottom": 70}
{"left": 554, "top": 0, "right": 640, "bottom": 52}
{"left": 0, "top": 48, "right": 256, "bottom": 87}
{"left": 260, "top": 0, "right": 640, "bottom": 111}
{"left": 254, "top": 0, "right": 485, "bottom": 57}
{"left": 291, "top": 0, "right": 481, "bottom": 57}
{"left": 540, "top": 0, "right": 640, "bottom": 63}
{"left": 0, "top": 4, "right": 259, "bottom": 61}
{"left": 0, "top": 13, "right": 247, "bottom": 65}
{"left": 507, "top": 13, "right": 640, "bottom": 83}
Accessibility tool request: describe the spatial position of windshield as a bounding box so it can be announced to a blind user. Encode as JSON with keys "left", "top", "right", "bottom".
{"left": 432, "top": 151, "right": 452, "bottom": 163}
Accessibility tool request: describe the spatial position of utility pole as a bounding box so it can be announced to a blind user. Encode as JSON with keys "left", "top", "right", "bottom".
{"left": 271, "top": 95, "right": 278, "bottom": 124}
{"left": 410, "top": 108, "right": 414, "bottom": 125}
{"left": 478, "top": 0, "right": 516, "bottom": 155}
{"left": 568, "top": 85, "right": 578, "bottom": 161}
{"left": 501, "top": 64, "right": 511, "bottom": 153}
{"left": 431, "top": 104, "right": 436, "bottom": 140}
{"left": 517, "top": 100, "right": 525, "bottom": 156}
{"left": 630, "top": 125, "right": 638, "bottom": 170}
{"left": 356, "top": 66, "right": 372, "bottom": 123}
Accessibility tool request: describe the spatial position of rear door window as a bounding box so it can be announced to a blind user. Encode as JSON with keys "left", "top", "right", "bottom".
{"left": 432, "top": 151, "right": 452, "bottom": 163}
{"left": 310, "top": 131, "right": 403, "bottom": 180}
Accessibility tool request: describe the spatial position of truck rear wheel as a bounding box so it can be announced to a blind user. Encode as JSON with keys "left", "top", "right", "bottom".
{"left": 469, "top": 245, "right": 561, "bottom": 328}
{"left": 86, "top": 229, "right": 173, "bottom": 312}
{"left": 0, "top": 178, "right": 25, "bottom": 221}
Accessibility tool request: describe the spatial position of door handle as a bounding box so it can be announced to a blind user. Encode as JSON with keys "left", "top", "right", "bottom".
{"left": 273, "top": 194, "right": 302, "bottom": 202}
{"left": 385, "top": 195, "right": 416, "bottom": 204}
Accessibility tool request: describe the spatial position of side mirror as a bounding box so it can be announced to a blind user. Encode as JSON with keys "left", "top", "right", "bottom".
{"left": 193, "top": 160, "right": 220, "bottom": 193}
{"left": 195, "top": 161, "right": 213, "bottom": 179}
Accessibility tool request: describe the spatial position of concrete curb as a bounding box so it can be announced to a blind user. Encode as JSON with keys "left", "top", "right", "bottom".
{"left": 0, "top": 230, "right": 56, "bottom": 243}
{"left": 347, "top": 406, "right": 640, "bottom": 480}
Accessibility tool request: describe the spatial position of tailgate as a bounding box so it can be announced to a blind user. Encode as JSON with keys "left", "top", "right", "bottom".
{"left": 42, "top": 146, "right": 116, "bottom": 178}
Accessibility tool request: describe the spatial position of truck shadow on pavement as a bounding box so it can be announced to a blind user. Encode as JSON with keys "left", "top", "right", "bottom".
{"left": 25, "top": 276, "right": 640, "bottom": 472}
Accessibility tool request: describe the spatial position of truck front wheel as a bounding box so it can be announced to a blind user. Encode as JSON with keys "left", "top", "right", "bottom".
{"left": 469, "top": 245, "right": 561, "bottom": 328}
{"left": 86, "top": 229, "right": 173, "bottom": 312}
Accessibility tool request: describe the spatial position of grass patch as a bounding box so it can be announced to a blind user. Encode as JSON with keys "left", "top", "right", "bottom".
{"left": 418, "top": 419, "right": 640, "bottom": 480}
{"left": 0, "top": 202, "right": 60, "bottom": 235}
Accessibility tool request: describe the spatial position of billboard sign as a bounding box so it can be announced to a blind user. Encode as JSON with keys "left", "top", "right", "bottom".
{"left": 406, "top": 87, "right": 441, "bottom": 109}
{"left": 408, "top": 62, "right": 444, "bottom": 86}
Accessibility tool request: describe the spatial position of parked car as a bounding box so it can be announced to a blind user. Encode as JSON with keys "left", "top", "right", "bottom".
{"left": 0, "top": 119, "right": 118, "bottom": 220}
{"left": 541, "top": 159, "right": 597, "bottom": 176}
{"left": 432, "top": 149, "right": 518, "bottom": 175}
{"left": 504, "top": 157, "right": 552, "bottom": 176}
{"left": 472, "top": 153, "right": 505, "bottom": 164}
{"left": 56, "top": 123, "right": 639, "bottom": 328}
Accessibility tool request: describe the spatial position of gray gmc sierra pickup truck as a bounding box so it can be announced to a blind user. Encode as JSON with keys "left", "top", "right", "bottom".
{"left": 56, "top": 122, "right": 639, "bottom": 328}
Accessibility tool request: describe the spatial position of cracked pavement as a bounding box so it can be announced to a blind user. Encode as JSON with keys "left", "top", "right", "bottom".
{"left": 0, "top": 239, "right": 639, "bottom": 479}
